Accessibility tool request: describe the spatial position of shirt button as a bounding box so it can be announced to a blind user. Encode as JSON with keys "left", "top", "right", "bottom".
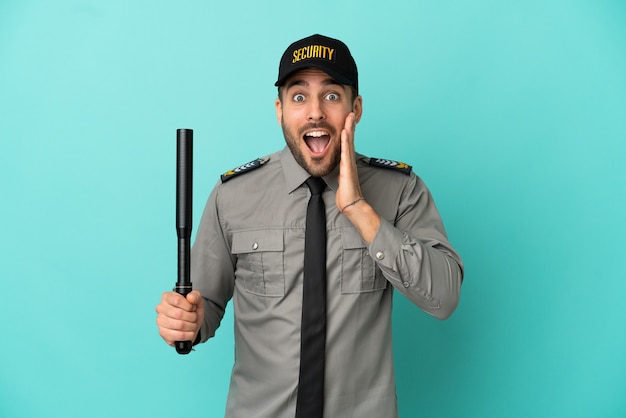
{"left": 252, "top": 242, "right": 259, "bottom": 250}
{"left": 376, "top": 251, "right": 385, "bottom": 260}
{"left": 403, "top": 281, "right": 410, "bottom": 288}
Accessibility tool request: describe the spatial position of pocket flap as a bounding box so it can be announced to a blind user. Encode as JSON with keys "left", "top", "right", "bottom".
{"left": 341, "top": 228, "right": 367, "bottom": 250}
{"left": 231, "top": 229, "right": 284, "bottom": 254}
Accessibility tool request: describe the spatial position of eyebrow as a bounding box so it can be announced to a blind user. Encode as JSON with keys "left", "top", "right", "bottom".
{"left": 284, "top": 77, "right": 343, "bottom": 91}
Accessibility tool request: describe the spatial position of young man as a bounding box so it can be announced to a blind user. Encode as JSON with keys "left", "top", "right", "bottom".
{"left": 156, "top": 34, "right": 463, "bottom": 418}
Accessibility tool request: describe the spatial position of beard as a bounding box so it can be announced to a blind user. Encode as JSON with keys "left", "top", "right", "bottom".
{"left": 281, "top": 117, "right": 341, "bottom": 177}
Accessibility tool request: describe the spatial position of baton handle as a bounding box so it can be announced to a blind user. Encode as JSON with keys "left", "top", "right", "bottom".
{"left": 175, "top": 128, "right": 193, "bottom": 354}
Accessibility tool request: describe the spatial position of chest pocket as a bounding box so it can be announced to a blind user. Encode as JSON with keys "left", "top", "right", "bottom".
{"left": 340, "top": 228, "right": 387, "bottom": 294}
{"left": 231, "top": 229, "right": 285, "bottom": 297}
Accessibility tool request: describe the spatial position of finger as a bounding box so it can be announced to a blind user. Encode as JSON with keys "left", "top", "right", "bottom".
{"left": 340, "top": 121, "right": 352, "bottom": 158}
{"left": 155, "top": 302, "right": 199, "bottom": 323}
{"left": 343, "top": 113, "right": 357, "bottom": 155}
{"left": 158, "top": 326, "right": 199, "bottom": 347}
{"left": 343, "top": 113, "right": 360, "bottom": 164}
{"left": 156, "top": 307, "right": 200, "bottom": 347}
{"left": 161, "top": 291, "right": 195, "bottom": 312}
{"left": 156, "top": 312, "right": 199, "bottom": 331}
{"left": 344, "top": 112, "right": 355, "bottom": 133}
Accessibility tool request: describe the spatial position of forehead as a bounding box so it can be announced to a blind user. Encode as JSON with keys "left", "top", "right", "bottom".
{"left": 283, "top": 68, "right": 342, "bottom": 89}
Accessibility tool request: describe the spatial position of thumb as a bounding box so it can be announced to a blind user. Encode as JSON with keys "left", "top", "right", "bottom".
{"left": 186, "top": 290, "right": 203, "bottom": 306}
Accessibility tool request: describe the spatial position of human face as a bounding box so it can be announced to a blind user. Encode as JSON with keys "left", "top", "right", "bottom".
{"left": 275, "top": 68, "right": 362, "bottom": 177}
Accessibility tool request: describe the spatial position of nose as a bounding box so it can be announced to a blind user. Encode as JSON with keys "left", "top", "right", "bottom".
{"left": 307, "top": 97, "right": 325, "bottom": 121}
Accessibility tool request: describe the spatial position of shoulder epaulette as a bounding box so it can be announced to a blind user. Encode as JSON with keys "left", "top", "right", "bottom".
{"left": 368, "top": 158, "right": 412, "bottom": 175}
{"left": 220, "top": 157, "right": 269, "bottom": 183}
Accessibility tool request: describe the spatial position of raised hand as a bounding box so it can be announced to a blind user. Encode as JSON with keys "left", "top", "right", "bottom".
{"left": 336, "top": 112, "right": 381, "bottom": 243}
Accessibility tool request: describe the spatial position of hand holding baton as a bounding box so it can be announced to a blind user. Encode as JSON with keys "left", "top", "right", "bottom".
{"left": 174, "top": 128, "right": 193, "bottom": 354}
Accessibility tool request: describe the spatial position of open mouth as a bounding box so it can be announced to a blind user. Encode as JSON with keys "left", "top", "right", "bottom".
{"left": 303, "top": 130, "right": 331, "bottom": 155}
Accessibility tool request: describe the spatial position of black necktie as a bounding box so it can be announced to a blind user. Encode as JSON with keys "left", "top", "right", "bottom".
{"left": 296, "top": 177, "right": 327, "bottom": 418}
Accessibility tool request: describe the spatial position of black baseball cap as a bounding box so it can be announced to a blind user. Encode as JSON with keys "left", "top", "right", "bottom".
{"left": 275, "top": 34, "right": 358, "bottom": 94}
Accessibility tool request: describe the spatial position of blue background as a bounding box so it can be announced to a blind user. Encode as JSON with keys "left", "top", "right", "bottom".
{"left": 1, "top": 1, "right": 625, "bottom": 417}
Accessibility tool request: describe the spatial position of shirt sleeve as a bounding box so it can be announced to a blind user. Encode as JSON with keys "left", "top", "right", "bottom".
{"left": 368, "top": 175, "right": 464, "bottom": 319}
{"left": 191, "top": 183, "right": 236, "bottom": 343}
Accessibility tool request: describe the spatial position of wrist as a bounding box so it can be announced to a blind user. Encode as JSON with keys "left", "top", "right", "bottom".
{"left": 341, "top": 200, "right": 380, "bottom": 244}
{"left": 341, "top": 196, "right": 365, "bottom": 213}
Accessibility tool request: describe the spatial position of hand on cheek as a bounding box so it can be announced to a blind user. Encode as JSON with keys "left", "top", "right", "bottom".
{"left": 337, "top": 112, "right": 363, "bottom": 211}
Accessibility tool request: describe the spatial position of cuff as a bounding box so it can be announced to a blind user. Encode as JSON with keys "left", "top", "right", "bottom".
{"left": 368, "top": 218, "right": 404, "bottom": 271}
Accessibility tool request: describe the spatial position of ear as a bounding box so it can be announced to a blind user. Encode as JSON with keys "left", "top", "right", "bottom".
{"left": 352, "top": 95, "right": 363, "bottom": 124}
{"left": 275, "top": 98, "right": 283, "bottom": 126}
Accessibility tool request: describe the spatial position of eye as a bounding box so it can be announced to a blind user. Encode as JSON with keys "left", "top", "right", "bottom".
{"left": 293, "top": 93, "right": 305, "bottom": 102}
{"left": 326, "top": 93, "right": 339, "bottom": 101}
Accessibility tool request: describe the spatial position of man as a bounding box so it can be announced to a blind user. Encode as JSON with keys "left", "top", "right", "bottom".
{"left": 156, "top": 34, "right": 463, "bottom": 417}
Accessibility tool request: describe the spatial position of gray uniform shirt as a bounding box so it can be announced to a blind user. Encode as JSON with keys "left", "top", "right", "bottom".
{"left": 192, "top": 147, "right": 463, "bottom": 418}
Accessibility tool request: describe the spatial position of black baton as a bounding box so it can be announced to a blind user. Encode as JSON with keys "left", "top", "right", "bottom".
{"left": 174, "top": 128, "right": 193, "bottom": 354}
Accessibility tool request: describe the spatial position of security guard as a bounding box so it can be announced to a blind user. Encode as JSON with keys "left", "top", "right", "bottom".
{"left": 156, "top": 34, "right": 464, "bottom": 418}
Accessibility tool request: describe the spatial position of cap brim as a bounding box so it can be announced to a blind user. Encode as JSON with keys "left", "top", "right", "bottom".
{"left": 275, "top": 64, "right": 354, "bottom": 88}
